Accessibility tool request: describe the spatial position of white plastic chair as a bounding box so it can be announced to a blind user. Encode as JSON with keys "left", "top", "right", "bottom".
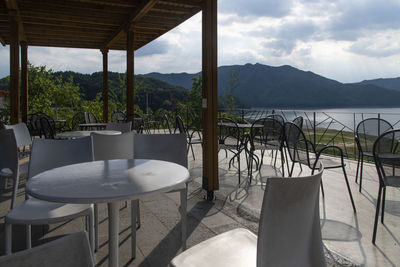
{"left": 134, "top": 133, "right": 188, "bottom": 252}
{"left": 170, "top": 165, "right": 326, "bottom": 267}
{"left": 91, "top": 131, "right": 135, "bottom": 251}
{"left": 0, "top": 129, "right": 19, "bottom": 209}
{"left": 0, "top": 231, "right": 94, "bottom": 267}
{"left": 4, "top": 137, "right": 95, "bottom": 254}
{"left": 105, "top": 121, "right": 132, "bottom": 133}
{"left": 5, "top": 122, "right": 32, "bottom": 157}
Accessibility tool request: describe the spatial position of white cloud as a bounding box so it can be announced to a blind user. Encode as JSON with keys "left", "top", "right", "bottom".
{"left": 0, "top": 0, "right": 400, "bottom": 84}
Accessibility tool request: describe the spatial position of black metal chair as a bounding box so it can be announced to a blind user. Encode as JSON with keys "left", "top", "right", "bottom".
{"left": 85, "top": 112, "right": 98, "bottom": 123}
{"left": 218, "top": 117, "right": 246, "bottom": 184}
{"left": 129, "top": 113, "right": 144, "bottom": 133}
{"left": 39, "top": 115, "right": 56, "bottom": 139}
{"left": 26, "top": 113, "right": 42, "bottom": 137}
{"left": 71, "top": 111, "right": 86, "bottom": 130}
{"left": 284, "top": 122, "right": 356, "bottom": 212}
{"left": 163, "top": 113, "right": 173, "bottom": 134}
{"left": 372, "top": 129, "right": 400, "bottom": 244}
{"left": 175, "top": 115, "right": 202, "bottom": 160}
{"left": 111, "top": 110, "right": 126, "bottom": 123}
{"left": 292, "top": 116, "right": 303, "bottom": 129}
{"left": 248, "top": 117, "right": 285, "bottom": 180}
{"left": 267, "top": 114, "right": 285, "bottom": 125}
{"left": 355, "top": 118, "right": 393, "bottom": 192}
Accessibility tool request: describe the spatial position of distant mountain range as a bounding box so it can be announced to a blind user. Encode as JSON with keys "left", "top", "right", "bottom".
{"left": 142, "top": 63, "right": 400, "bottom": 108}
{"left": 1, "top": 63, "right": 399, "bottom": 109}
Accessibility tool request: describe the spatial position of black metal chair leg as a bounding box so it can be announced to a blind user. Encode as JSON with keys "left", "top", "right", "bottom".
{"left": 320, "top": 180, "right": 325, "bottom": 197}
{"left": 342, "top": 165, "right": 356, "bottom": 213}
{"left": 237, "top": 152, "right": 241, "bottom": 185}
{"left": 289, "top": 161, "right": 295, "bottom": 177}
{"left": 260, "top": 150, "right": 265, "bottom": 168}
{"left": 280, "top": 149, "right": 285, "bottom": 177}
{"left": 381, "top": 187, "right": 386, "bottom": 223}
{"left": 359, "top": 154, "right": 364, "bottom": 192}
{"left": 372, "top": 186, "right": 383, "bottom": 244}
{"left": 190, "top": 144, "right": 196, "bottom": 160}
{"left": 355, "top": 153, "right": 361, "bottom": 183}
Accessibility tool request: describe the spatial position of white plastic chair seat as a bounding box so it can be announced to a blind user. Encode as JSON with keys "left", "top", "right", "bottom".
{"left": 171, "top": 228, "right": 257, "bottom": 267}
{"left": 6, "top": 198, "right": 93, "bottom": 225}
{"left": 0, "top": 168, "right": 14, "bottom": 177}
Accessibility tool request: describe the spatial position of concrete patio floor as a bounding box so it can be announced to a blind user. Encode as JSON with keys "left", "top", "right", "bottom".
{"left": 0, "top": 144, "right": 399, "bottom": 266}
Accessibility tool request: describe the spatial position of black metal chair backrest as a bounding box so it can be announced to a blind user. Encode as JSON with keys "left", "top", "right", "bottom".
{"left": 26, "top": 113, "right": 41, "bottom": 137}
{"left": 373, "top": 129, "right": 400, "bottom": 184}
{"left": 218, "top": 117, "right": 242, "bottom": 149}
{"left": 284, "top": 122, "right": 314, "bottom": 167}
{"left": 267, "top": 114, "right": 285, "bottom": 125}
{"left": 111, "top": 111, "right": 126, "bottom": 123}
{"left": 163, "top": 113, "right": 173, "bottom": 134}
{"left": 356, "top": 118, "right": 393, "bottom": 154}
{"left": 292, "top": 116, "right": 303, "bottom": 129}
{"left": 175, "top": 115, "right": 187, "bottom": 135}
{"left": 128, "top": 113, "right": 144, "bottom": 133}
{"left": 85, "top": 112, "right": 98, "bottom": 123}
{"left": 39, "top": 116, "right": 56, "bottom": 139}
{"left": 71, "top": 112, "right": 86, "bottom": 130}
{"left": 250, "top": 117, "right": 284, "bottom": 150}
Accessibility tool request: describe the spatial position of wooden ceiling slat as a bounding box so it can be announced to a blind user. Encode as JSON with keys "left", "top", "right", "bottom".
{"left": 18, "top": 0, "right": 132, "bottom": 15}
{"left": 158, "top": 0, "right": 203, "bottom": 8}
{"left": 23, "top": 18, "right": 118, "bottom": 31}
{"left": 0, "top": 0, "right": 202, "bottom": 50}
{"left": 21, "top": 11, "right": 122, "bottom": 27}
{"left": 69, "top": 0, "right": 137, "bottom": 9}
{"left": 102, "top": 0, "right": 159, "bottom": 49}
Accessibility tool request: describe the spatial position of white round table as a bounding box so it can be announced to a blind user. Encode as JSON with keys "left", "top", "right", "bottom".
{"left": 26, "top": 159, "right": 189, "bottom": 267}
{"left": 56, "top": 130, "right": 121, "bottom": 139}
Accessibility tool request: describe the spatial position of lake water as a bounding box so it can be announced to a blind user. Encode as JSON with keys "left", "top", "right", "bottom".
{"left": 244, "top": 107, "right": 400, "bottom": 131}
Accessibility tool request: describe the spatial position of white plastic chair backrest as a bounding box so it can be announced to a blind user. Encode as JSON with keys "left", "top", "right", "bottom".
{"left": 105, "top": 122, "right": 132, "bottom": 133}
{"left": 91, "top": 131, "right": 134, "bottom": 160}
{"left": 0, "top": 129, "right": 18, "bottom": 176}
{"left": 134, "top": 133, "right": 187, "bottom": 167}
{"left": 28, "top": 137, "right": 93, "bottom": 180}
{"left": 0, "top": 231, "right": 94, "bottom": 267}
{"left": 0, "top": 129, "right": 19, "bottom": 208}
{"left": 257, "top": 165, "right": 326, "bottom": 267}
{"left": 5, "top": 122, "right": 32, "bottom": 148}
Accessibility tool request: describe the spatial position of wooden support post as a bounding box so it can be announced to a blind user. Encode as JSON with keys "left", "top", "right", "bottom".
{"left": 102, "top": 48, "right": 109, "bottom": 122}
{"left": 9, "top": 12, "right": 20, "bottom": 124}
{"left": 21, "top": 42, "right": 28, "bottom": 123}
{"left": 126, "top": 30, "right": 134, "bottom": 120}
{"left": 202, "top": 0, "right": 218, "bottom": 197}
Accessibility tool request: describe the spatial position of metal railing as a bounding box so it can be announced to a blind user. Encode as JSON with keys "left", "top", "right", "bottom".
{"left": 218, "top": 108, "right": 400, "bottom": 160}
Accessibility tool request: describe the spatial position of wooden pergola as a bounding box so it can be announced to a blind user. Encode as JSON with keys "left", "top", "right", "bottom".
{"left": 0, "top": 0, "right": 218, "bottom": 196}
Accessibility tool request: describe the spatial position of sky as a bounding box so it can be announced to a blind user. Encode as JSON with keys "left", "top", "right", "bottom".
{"left": 0, "top": 0, "right": 400, "bottom": 83}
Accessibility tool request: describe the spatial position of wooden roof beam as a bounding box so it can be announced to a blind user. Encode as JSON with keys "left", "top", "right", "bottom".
{"left": 0, "top": 36, "right": 5, "bottom": 46}
{"left": 102, "top": 0, "right": 159, "bottom": 49}
{"left": 4, "top": 0, "right": 26, "bottom": 42}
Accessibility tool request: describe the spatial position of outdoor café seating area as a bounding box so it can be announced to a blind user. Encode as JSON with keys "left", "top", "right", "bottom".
{"left": 0, "top": 113, "right": 399, "bottom": 266}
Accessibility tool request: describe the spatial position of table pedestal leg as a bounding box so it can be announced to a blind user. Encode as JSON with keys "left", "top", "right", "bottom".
{"left": 108, "top": 202, "right": 119, "bottom": 267}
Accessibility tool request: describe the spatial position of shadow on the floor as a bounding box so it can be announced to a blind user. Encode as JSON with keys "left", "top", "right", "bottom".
{"left": 138, "top": 200, "right": 214, "bottom": 267}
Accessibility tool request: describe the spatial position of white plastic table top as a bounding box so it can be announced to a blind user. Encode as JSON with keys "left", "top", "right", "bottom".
{"left": 26, "top": 159, "right": 189, "bottom": 203}
{"left": 56, "top": 130, "right": 120, "bottom": 139}
{"left": 26, "top": 159, "right": 189, "bottom": 267}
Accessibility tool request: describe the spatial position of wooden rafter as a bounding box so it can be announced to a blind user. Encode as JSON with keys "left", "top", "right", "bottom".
{"left": 0, "top": 36, "right": 5, "bottom": 46}
{"left": 4, "top": 0, "right": 26, "bottom": 42}
{"left": 103, "top": 0, "right": 159, "bottom": 49}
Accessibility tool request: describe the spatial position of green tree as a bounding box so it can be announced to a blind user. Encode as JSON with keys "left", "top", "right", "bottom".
{"left": 28, "top": 64, "right": 82, "bottom": 121}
